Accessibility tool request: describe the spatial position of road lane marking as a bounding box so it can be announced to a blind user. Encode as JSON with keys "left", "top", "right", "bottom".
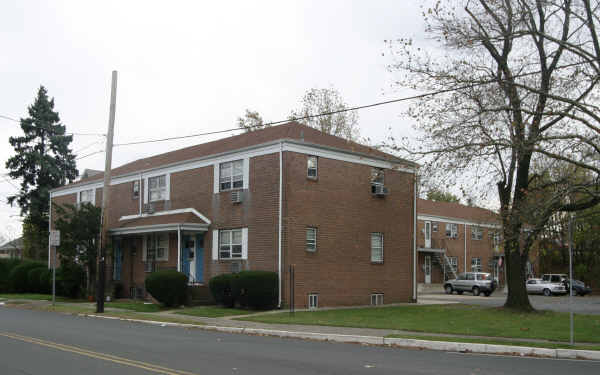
{"left": 0, "top": 332, "right": 200, "bottom": 375}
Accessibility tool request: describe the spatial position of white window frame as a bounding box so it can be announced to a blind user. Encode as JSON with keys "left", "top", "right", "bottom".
{"left": 219, "top": 229, "right": 243, "bottom": 259}
{"left": 371, "top": 167, "right": 385, "bottom": 186}
{"left": 445, "top": 223, "right": 458, "bottom": 238}
{"left": 432, "top": 222, "right": 438, "bottom": 232}
{"left": 306, "top": 227, "right": 317, "bottom": 252}
{"left": 471, "top": 226, "right": 483, "bottom": 240}
{"left": 307, "top": 156, "right": 318, "bottom": 179}
{"left": 219, "top": 160, "right": 244, "bottom": 191}
{"left": 371, "top": 293, "right": 384, "bottom": 306}
{"left": 371, "top": 233, "right": 384, "bottom": 263}
{"left": 471, "top": 257, "right": 482, "bottom": 272}
{"left": 308, "top": 293, "right": 318, "bottom": 310}
{"left": 148, "top": 175, "right": 167, "bottom": 202}
{"left": 132, "top": 180, "right": 140, "bottom": 199}
{"left": 77, "top": 189, "right": 95, "bottom": 205}
{"left": 143, "top": 233, "right": 169, "bottom": 264}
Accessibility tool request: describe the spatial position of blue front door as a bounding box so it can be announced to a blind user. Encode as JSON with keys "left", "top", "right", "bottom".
{"left": 181, "top": 234, "right": 204, "bottom": 283}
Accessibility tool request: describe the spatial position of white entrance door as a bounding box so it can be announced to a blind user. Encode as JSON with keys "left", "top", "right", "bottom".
{"left": 424, "top": 255, "right": 432, "bottom": 284}
{"left": 188, "top": 238, "right": 196, "bottom": 283}
{"left": 424, "top": 221, "right": 431, "bottom": 248}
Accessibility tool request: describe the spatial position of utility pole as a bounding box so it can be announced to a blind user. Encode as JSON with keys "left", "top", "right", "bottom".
{"left": 568, "top": 214, "right": 574, "bottom": 345}
{"left": 97, "top": 71, "right": 118, "bottom": 313}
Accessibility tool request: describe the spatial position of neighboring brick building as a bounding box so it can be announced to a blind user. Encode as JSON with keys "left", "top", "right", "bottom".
{"left": 50, "top": 122, "right": 418, "bottom": 308}
{"left": 416, "top": 199, "right": 505, "bottom": 287}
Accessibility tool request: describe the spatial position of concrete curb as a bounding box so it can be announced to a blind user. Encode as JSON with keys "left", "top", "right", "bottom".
{"left": 79, "top": 314, "right": 600, "bottom": 361}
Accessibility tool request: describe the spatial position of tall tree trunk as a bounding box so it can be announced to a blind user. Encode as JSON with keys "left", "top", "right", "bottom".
{"left": 504, "top": 239, "right": 533, "bottom": 310}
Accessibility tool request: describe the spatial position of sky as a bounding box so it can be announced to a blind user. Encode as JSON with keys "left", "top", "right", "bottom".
{"left": 0, "top": 1, "right": 428, "bottom": 238}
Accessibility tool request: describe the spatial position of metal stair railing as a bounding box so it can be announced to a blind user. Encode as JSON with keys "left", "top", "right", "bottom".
{"left": 441, "top": 253, "right": 458, "bottom": 280}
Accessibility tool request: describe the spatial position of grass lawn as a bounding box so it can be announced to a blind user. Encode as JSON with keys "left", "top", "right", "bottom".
{"left": 176, "top": 306, "right": 257, "bottom": 318}
{"left": 239, "top": 304, "right": 600, "bottom": 344}
{"left": 386, "top": 334, "right": 600, "bottom": 351}
{"left": 105, "top": 302, "right": 163, "bottom": 313}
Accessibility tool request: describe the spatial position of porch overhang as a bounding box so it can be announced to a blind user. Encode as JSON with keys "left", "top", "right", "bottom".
{"left": 417, "top": 247, "right": 446, "bottom": 254}
{"left": 109, "top": 208, "right": 210, "bottom": 236}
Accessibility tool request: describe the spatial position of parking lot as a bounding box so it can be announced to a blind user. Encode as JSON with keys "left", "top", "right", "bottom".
{"left": 420, "top": 291, "right": 600, "bottom": 315}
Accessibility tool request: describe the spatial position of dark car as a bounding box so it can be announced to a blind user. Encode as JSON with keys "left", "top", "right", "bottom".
{"left": 570, "top": 279, "right": 592, "bottom": 296}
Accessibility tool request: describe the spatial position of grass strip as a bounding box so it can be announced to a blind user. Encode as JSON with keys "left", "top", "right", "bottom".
{"left": 239, "top": 304, "right": 600, "bottom": 343}
{"left": 0, "top": 293, "right": 85, "bottom": 302}
{"left": 176, "top": 306, "right": 255, "bottom": 318}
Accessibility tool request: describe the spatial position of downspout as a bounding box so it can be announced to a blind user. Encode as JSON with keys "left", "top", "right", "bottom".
{"left": 278, "top": 141, "right": 283, "bottom": 308}
{"left": 138, "top": 173, "right": 142, "bottom": 215}
{"left": 177, "top": 225, "right": 181, "bottom": 272}
{"left": 48, "top": 193, "right": 52, "bottom": 269}
{"left": 464, "top": 223, "right": 467, "bottom": 273}
{"left": 412, "top": 173, "right": 417, "bottom": 301}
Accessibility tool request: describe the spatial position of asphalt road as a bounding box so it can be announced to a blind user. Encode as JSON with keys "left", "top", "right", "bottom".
{"left": 422, "top": 293, "right": 600, "bottom": 314}
{"left": 1, "top": 307, "right": 599, "bottom": 374}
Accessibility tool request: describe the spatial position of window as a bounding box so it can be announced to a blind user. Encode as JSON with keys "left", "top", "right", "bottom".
{"left": 527, "top": 279, "right": 537, "bottom": 285}
{"left": 148, "top": 175, "right": 167, "bottom": 202}
{"left": 445, "top": 223, "right": 458, "bottom": 238}
{"left": 371, "top": 233, "right": 383, "bottom": 263}
{"left": 466, "top": 273, "right": 475, "bottom": 280}
{"left": 307, "top": 156, "right": 318, "bottom": 179}
{"left": 471, "top": 226, "right": 483, "bottom": 240}
{"left": 219, "top": 229, "right": 242, "bottom": 259}
{"left": 144, "top": 233, "right": 169, "bottom": 266}
{"left": 306, "top": 227, "right": 317, "bottom": 252}
{"left": 371, "top": 293, "right": 384, "bottom": 306}
{"left": 308, "top": 293, "right": 318, "bottom": 310}
{"left": 448, "top": 256, "right": 458, "bottom": 270}
{"left": 133, "top": 181, "right": 140, "bottom": 199}
{"left": 471, "top": 257, "right": 482, "bottom": 272}
{"left": 457, "top": 273, "right": 466, "bottom": 280}
{"left": 371, "top": 168, "right": 384, "bottom": 186}
{"left": 432, "top": 222, "right": 438, "bottom": 232}
{"left": 79, "top": 189, "right": 94, "bottom": 204}
{"left": 220, "top": 160, "right": 243, "bottom": 191}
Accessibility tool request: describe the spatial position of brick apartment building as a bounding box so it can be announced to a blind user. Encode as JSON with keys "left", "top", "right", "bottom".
{"left": 50, "top": 122, "right": 418, "bottom": 308}
{"left": 416, "top": 199, "right": 506, "bottom": 287}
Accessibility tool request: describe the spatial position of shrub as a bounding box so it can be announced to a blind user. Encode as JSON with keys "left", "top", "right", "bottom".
{"left": 40, "top": 269, "right": 53, "bottom": 294}
{"left": 27, "top": 267, "right": 46, "bottom": 293}
{"left": 232, "top": 271, "right": 278, "bottom": 310}
{"left": 208, "top": 273, "right": 237, "bottom": 307}
{"left": 112, "top": 282, "right": 124, "bottom": 299}
{"left": 56, "top": 262, "right": 85, "bottom": 298}
{"left": 0, "top": 259, "right": 22, "bottom": 293}
{"left": 145, "top": 270, "right": 188, "bottom": 307}
{"left": 9, "top": 260, "right": 46, "bottom": 293}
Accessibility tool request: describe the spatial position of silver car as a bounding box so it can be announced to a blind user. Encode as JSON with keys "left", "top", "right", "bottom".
{"left": 526, "top": 278, "right": 566, "bottom": 296}
{"left": 444, "top": 272, "right": 496, "bottom": 297}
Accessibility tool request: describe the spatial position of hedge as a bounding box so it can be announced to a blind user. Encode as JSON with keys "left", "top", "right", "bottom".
{"left": 9, "top": 261, "right": 46, "bottom": 293}
{"left": 208, "top": 273, "right": 237, "bottom": 307}
{"left": 145, "top": 270, "right": 188, "bottom": 307}
{"left": 27, "top": 267, "right": 46, "bottom": 294}
{"left": 233, "top": 271, "right": 278, "bottom": 310}
{"left": 0, "top": 258, "right": 22, "bottom": 293}
{"left": 209, "top": 271, "right": 278, "bottom": 310}
{"left": 56, "top": 263, "right": 85, "bottom": 298}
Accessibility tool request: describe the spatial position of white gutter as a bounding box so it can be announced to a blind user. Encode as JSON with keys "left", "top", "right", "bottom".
{"left": 412, "top": 173, "right": 417, "bottom": 301}
{"left": 278, "top": 142, "right": 283, "bottom": 308}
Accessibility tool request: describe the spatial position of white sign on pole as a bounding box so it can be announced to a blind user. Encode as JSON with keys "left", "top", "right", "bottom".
{"left": 49, "top": 230, "right": 60, "bottom": 247}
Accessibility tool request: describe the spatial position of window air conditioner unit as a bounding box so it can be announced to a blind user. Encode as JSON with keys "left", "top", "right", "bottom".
{"left": 143, "top": 203, "right": 155, "bottom": 214}
{"left": 231, "top": 190, "right": 243, "bottom": 204}
{"left": 372, "top": 184, "right": 389, "bottom": 197}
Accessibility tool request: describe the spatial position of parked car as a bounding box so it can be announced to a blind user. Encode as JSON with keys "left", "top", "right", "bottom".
{"left": 570, "top": 279, "right": 592, "bottom": 296}
{"left": 526, "top": 278, "right": 566, "bottom": 296}
{"left": 444, "top": 272, "right": 496, "bottom": 297}
{"left": 541, "top": 274, "right": 568, "bottom": 289}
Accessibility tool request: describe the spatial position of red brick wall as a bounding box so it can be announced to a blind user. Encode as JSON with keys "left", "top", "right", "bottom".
{"left": 282, "top": 152, "right": 415, "bottom": 308}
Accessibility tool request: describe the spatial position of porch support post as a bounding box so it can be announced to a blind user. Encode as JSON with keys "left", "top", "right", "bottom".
{"left": 177, "top": 225, "right": 181, "bottom": 272}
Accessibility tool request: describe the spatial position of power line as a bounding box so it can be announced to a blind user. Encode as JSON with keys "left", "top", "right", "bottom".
{"left": 0, "top": 114, "right": 105, "bottom": 137}
{"left": 75, "top": 139, "right": 105, "bottom": 154}
{"left": 112, "top": 60, "right": 590, "bottom": 147}
{"left": 0, "top": 114, "right": 18, "bottom": 122}
{"left": 75, "top": 150, "right": 104, "bottom": 161}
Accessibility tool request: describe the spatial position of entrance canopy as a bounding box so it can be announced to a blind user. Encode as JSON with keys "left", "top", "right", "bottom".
{"left": 417, "top": 247, "right": 446, "bottom": 254}
{"left": 109, "top": 208, "right": 211, "bottom": 235}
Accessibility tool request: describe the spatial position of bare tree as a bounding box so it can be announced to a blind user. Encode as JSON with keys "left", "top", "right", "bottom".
{"left": 388, "top": 0, "right": 600, "bottom": 310}
{"left": 237, "top": 109, "right": 268, "bottom": 132}
{"left": 290, "top": 87, "right": 360, "bottom": 141}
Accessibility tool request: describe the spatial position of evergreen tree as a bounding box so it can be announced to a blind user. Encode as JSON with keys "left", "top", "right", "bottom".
{"left": 6, "top": 86, "right": 78, "bottom": 260}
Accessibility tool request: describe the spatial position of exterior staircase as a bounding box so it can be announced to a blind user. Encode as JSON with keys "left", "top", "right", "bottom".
{"left": 188, "top": 285, "right": 214, "bottom": 306}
